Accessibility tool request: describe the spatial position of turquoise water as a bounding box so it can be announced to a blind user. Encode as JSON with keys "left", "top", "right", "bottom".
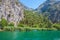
{"left": 0, "top": 31, "right": 60, "bottom": 40}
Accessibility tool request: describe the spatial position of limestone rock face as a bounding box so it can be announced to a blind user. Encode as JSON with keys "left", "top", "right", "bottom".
{"left": 0, "top": 0, "right": 24, "bottom": 26}
{"left": 36, "top": 0, "right": 60, "bottom": 23}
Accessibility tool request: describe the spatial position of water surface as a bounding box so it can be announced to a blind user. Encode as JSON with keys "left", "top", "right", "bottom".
{"left": 0, "top": 31, "right": 60, "bottom": 40}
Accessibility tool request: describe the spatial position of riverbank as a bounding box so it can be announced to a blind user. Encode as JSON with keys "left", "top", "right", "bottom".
{"left": 0, "top": 26, "right": 58, "bottom": 31}
{"left": 0, "top": 29, "right": 3, "bottom": 31}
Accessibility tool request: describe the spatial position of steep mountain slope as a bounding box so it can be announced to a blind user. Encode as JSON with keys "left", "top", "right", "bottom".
{"left": 36, "top": 0, "right": 60, "bottom": 23}
{"left": 0, "top": 0, "right": 24, "bottom": 26}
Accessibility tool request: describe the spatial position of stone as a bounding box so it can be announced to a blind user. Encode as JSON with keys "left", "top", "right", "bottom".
{"left": 0, "top": 0, "right": 24, "bottom": 27}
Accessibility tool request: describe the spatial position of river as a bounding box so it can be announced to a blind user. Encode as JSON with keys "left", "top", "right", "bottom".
{"left": 0, "top": 31, "right": 60, "bottom": 40}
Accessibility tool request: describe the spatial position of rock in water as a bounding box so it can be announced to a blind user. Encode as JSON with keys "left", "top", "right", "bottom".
{"left": 0, "top": 0, "right": 24, "bottom": 27}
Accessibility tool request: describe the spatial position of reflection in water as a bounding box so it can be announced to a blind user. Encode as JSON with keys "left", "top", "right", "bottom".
{"left": 12, "top": 31, "right": 18, "bottom": 40}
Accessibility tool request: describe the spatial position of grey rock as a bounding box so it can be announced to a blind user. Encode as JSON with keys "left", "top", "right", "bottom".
{"left": 0, "top": 0, "right": 24, "bottom": 27}
{"left": 36, "top": 0, "right": 60, "bottom": 23}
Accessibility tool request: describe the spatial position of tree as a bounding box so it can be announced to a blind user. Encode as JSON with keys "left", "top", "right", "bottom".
{"left": 8, "top": 22, "right": 14, "bottom": 26}
{"left": 52, "top": 23, "right": 60, "bottom": 30}
{"left": 20, "top": 10, "right": 53, "bottom": 28}
{"left": 1, "top": 18, "right": 8, "bottom": 27}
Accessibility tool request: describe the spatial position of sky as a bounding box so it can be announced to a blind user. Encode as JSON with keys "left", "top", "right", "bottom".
{"left": 19, "top": 0, "right": 46, "bottom": 9}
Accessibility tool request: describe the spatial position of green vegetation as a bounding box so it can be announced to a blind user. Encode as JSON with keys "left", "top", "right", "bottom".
{"left": 52, "top": 23, "right": 60, "bottom": 30}
{"left": 0, "top": 10, "right": 60, "bottom": 31}
{"left": 8, "top": 22, "right": 14, "bottom": 26}
{"left": 19, "top": 10, "right": 52, "bottom": 28}
{"left": 0, "top": 18, "right": 8, "bottom": 27}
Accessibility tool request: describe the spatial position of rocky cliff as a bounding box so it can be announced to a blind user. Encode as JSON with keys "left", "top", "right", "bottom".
{"left": 36, "top": 0, "right": 60, "bottom": 23}
{"left": 0, "top": 0, "right": 24, "bottom": 27}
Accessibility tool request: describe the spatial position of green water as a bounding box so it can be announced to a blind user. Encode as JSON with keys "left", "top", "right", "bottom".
{"left": 0, "top": 31, "right": 60, "bottom": 40}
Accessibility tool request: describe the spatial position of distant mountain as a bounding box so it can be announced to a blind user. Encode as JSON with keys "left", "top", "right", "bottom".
{"left": 19, "top": 2, "right": 33, "bottom": 11}
{"left": 36, "top": 0, "right": 60, "bottom": 23}
{"left": 23, "top": 5, "right": 33, "bottom": 10}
